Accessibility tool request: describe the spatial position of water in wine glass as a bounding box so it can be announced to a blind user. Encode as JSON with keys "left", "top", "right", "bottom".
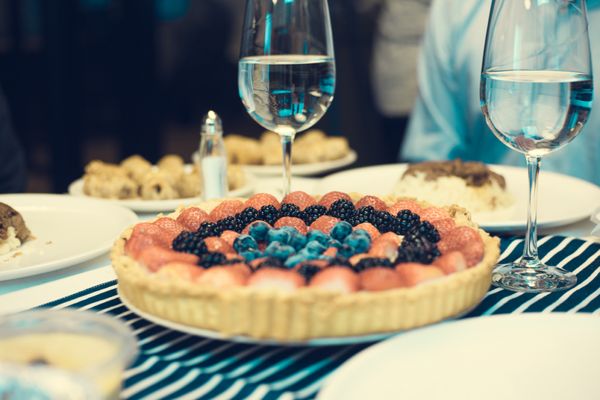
{"left": 481, "top": 70, "right": 593, "bottom": 157}
{"left": 238, "top": 54, "right": 335, "bottom": 137}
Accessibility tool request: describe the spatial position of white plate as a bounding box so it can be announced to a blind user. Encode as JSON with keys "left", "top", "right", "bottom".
{"left": 0, "top": 194, "right": 138, "bottom": 281}
{"left": 68, "top": 170, "right": 255, "bottom": 213}
{"left": 317, "top": 164, "right": 600, "bottom": 232}
{"left": 318, "top": 314, "right": 600, "bottom": 400}
{"left": 119, "top": 289, "right": 394, "bottom": 346}
{"left": 242, "top": 150, "right": 357, "bottom": 177}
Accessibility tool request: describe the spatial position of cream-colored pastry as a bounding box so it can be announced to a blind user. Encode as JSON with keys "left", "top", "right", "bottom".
{"left": 120, "top": 155, "right": 152, "bottom": 184}
{"left": 158, "top": 154, "right": 185, "bottom": 183}
{"left": 84, "top": 160, "right": 125, "bottom": 177}
{"left": 139, "top": 171, "right": 178, "bottom": 200}
{"left": 83, "top": 174, "right": 138, "bottom": 199}
{"left": 227, "top": 165, "right": 246, "bottom": 190}
{"left": 175, "top": 169, "right": 202, "bottom": 198}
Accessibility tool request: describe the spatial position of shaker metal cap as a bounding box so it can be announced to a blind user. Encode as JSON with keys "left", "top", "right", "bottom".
{"left": 201, "top": 110, "right": 223, "bottom": 135}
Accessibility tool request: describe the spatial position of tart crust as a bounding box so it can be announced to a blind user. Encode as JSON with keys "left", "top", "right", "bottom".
{"left": 112, "top": 196, "right": 500, "bottom": 341}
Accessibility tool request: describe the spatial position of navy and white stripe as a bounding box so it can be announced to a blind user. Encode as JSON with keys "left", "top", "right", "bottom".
{"left": 39, "top": 236, "right": 600, "bottom": 400}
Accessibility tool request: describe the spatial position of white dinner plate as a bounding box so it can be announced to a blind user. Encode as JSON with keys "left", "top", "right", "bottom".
{"left": 318, "top": 313, "right": 600, "bottom": 400}
{"left": 317, "top": 164, "right": 600, "bottom": 232}
{"left": 119, "top": 289, "right": 394, "bottom": 346}
{"left": 0, "top": 194, "right": 137, "bottom": 281}
{"left": 68, "top": 169, "right": 255, "bottom": 213}
{"left": 242, "top": 150, "right": 357, "bottom": 177}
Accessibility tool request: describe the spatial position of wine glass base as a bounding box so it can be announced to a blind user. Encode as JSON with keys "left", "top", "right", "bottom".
{"left": 492, "top": 262, "right": 577, "bottom": 293}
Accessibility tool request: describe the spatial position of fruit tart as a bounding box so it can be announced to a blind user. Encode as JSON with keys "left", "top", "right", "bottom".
{"left": 112, "top": 192, "right": 500, "bottom": 341}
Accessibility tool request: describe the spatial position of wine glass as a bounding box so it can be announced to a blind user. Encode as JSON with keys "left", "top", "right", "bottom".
{"left": 481, "top": 0, "right": 593, "bottom": 292}
{"left": 239, "top": 0, "right": 336, "bottom": 195}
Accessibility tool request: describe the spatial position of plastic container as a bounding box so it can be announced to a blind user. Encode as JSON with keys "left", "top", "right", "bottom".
{"left": 0, "top": 309, "right": 138, "bottom": 399}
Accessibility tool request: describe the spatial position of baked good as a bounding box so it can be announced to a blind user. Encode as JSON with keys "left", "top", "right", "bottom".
{"left": 0, "top": 202, "right": 31, "bottom": 255}
{"left": 81, "top": 155, "right": 246, "bottom": 200}
{"left": 224, "top": 130, "right": 351, "bottom": 166}
{"left": 112, "top": 191, "right": 499, "bottom": 341}
{"left": 394, "top": 159, "right": 514, "bottom": 219}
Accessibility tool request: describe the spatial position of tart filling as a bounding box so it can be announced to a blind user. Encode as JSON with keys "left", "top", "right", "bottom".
{"left": 112, "top": 192, "right": 500, "bottom": 340}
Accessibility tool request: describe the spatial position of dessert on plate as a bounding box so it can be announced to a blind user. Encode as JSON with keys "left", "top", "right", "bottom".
{"left": 393, "top": 159, "right": 514, "bottom": 218}
{"left": 225, "top": 130, "right": 351, "bottom": 166}
{"left": 112, "top": 191, "right": 500, "bottom": 341}
{"left": 81, "top": 154, "right": 246, "bottom": 200}
{"left": 0, "top": 202, "right": 31, "bottom": 255}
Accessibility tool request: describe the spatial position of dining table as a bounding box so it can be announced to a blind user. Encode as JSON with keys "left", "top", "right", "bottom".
{"left": 0, "top": 176, "right": 599, "bottom": 400}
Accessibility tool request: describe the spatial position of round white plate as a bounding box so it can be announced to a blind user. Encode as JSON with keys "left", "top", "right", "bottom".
{"left": 318, "top": 313, "right": 600, "bottom": 400}
{"left": 242, "top": 150, "right": 357, "bottom": 177}
{"left": 68, "top": 170, "right": 255, "bottom": 213}
{"left": 0, "top": 194, "right": 138, "bottom": 281}
{"left": 317, "top": 164, "right": 600, "bottom": 232}
{"left": 119, "top": 289, "right": 394, "bottom": 346}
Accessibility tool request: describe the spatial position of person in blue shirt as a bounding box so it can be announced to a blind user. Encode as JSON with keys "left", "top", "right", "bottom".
{"left": 401, "top": 0, "right": 600, "bottom": 185}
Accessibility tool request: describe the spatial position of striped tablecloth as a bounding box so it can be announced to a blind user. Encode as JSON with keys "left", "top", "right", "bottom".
{"left": 38, "top": 236, "right": 600, "bottom": 400}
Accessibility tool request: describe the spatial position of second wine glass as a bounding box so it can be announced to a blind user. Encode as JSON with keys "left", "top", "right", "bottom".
{"left": 239, "top": 0, "right": 336, "bottom": 195}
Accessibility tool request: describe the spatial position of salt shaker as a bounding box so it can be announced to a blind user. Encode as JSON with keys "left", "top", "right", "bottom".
{"left": 198, "top": 111, "right": 228, "bottom": 200}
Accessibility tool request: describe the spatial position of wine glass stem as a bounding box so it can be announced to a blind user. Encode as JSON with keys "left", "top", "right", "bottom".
{"left": 522, "top": 155, "right": 541, "bottom": 267}
{"left": 280, "top": 134, "right": 294, "bottom": 196}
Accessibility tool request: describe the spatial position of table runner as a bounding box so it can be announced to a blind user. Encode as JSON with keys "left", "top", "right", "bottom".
{"left": 37, "top": 236, "right": 600, "bottom": 400}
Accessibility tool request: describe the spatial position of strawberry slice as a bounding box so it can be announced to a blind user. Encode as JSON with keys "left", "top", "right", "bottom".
{"left": 137, "top": 246, "right": 199, "bottom": 272}
{"left": 318, "top": 191, "right": 352, "bottom": 208}
{"left": 227, "top": 262, "right": 252, "bottom": 278}
{"left": 395, "top": 263, "right": 444, "bottom": 287}
{"left": 387, "top": 200, "right": 423, "bottom": 216}
{"left": 156, "top": 262, "right": 204, "bottom": 280}
{"left": 359, "top": 267, "right": 404, "bottom": 291}
{"left": 220, "top": 230, "right": 240, "bottom": 247}
{"left": 438, "top": 226, "right": 484, "bottom": 266}
{"left": 309, "top": 215, "right": 341, "bottom": 234}
{"left": 208, "top": 200, "right": 244, "bottom": 222}
{"left": 196, "top": 266, "right": 247, "bottom": 288}
{"left": 377, "top": 232, "right": 402, "bottom": 246}
{"left": 309, "top": 267, "right": 360, "bottom": 293}
{"left": 131, "top": 222, "right": 170, "bottom": 245}
{"left": 204, "top": 237, "right": 235, "bottom": 254}
{"left": 323, "top": 247, "right": 338, "bottom": 258}
{"left": 419, "top": 207, "right": 451, "bottom": 222}
{"left": 433, "top": 251, "right": 467, "bottom": 275}
{"left": 430, "top": 218, "right": 456, "bottom": 238}
{"left": 368, "top": 239, "right": 398, "bottom": 261}
{"left": 176, "top": 207, "right": 209, "bottom": 231}
{"left": 247, "top": 268, "right": 305, "bottom": 292}
{"left": 274, "top": 217, "right": 308, "bottom": 234}
{"left": 244, "top": 193, "right": 280, "bottom": 210}
{"left": 349, "top": 253, "right": 370, "bottom": 266}
{"left": 125, "top": 234, "right": 167, "bottom": 258}
{"left": 355, "top": 195, "right": 387, "bottom": 211}
{"left": 153, "top": 217, "right": 186, "bottom": 243}
{"left": 282, "top": 191, "right": 316, "bottom": 211}
{"left": 353, "top": 223, "right": 381, "bottom": 241}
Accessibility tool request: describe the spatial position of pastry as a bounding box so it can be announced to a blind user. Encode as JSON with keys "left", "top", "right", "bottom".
{"left": 112, "top": 191, "right": 500, "bottom": 341}
{"left": 0, "top": 202, "right": 31, "bottom": 255}
{"left": 83, "top": 174, "right": 138, "bottom": 199}
{"left": 394, "top": 159, "right": 515, "bottom": 218}
{"left": 120, "top": 155, "right": 152, "bottom": 184}
{"left": 139, "top": 171, "right": 178, "bottom": 200}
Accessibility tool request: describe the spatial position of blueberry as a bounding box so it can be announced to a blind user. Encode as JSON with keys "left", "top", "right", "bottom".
{"left": 327, "top": 238, "right": 342, "bottom": 249}
{"left": 330, "top": 221, "right": 353, "bottom": 241}
{"left": 265, "top": 242, "right": 295, "bottom": 260}
{"left": 338, "top": 244, "right": 355, "bottom": 259}
{"left": 240, "top": 249, "right": 263, "bottom": 261}
{"left": 267, "top": 228, "right": 292, "bottom": 245}
{"left": 289, "top": 233, "right": 308, "bottom": 251}
{"left": 306, "top": 240, "right": 327, "bottom": 255}
{"left": 279, "top": 226, "right": 299, "bottom": 236}
{"left": 248, "top": 222, "right": 270, "bottom": 241}
{"left": 285, "top": 254, "right": 306, "bottom": 268}
{"left": 353, "top": 229, "right": 372, "bottom": 242}
{"left": 307, "top": 230, "right": 329, "bottom": 246}
{"left": 298, "top": 248, "right": 319, "bottom": 260}
{"left": 233, "top": 234, "right": 258, "bottom": 253}
{"left": 344, "top": 232, "right": 371, "bottom": 254}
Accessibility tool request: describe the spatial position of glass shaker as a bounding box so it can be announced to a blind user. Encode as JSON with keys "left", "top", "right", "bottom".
{"left": 198, "top": 111, "right": 228, "bottom": 200}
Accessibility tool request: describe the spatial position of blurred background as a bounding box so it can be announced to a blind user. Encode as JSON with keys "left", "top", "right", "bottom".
{"left": 0, "top": 0, "right": 429, "bottom": 193}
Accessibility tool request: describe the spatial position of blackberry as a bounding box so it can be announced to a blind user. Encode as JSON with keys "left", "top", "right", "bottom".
{"left": 216, "top": 216, "right": 242, "bottom": 234}
{"left": 353, "top": 257, "right": 394, "bottom": 272}
{"left": 326, "top": 199, "right": 356, "bottom": 222}
{"left": 198, "top": 252, "right": 227, "bottom": 268}
{"left": 396, "top": 235, "right": 440, "bottom": 264}
{"left": 278, "top": 203, "right": 305, "bottom": 219}
{"left": 411, "top": 221, "right": 441, "bottom": 243}
{"left": 297, "top": 264, "right": 321, "bottom": 282}
{"left": 371, "top": 211, "right": 395, "bottom": 233}
{"left": 392, "top": 209, "right": 421, "bottom": 235}
{"left": 258, "top": 205, "right": 279, "bottom": 225}
{"left": 256, "top": 257, "right": 285, "bottom": 270}
{"left": 303, "top": 205, "right": 327, "bottom": 225}
{"left": 327, "top": 257, "right": 353, "bottom": 268}
{"left": 172, "top": 231, "right": 208, "bottom": 256}
{"left": 237, "top": 207, "right": 259, "bottom": 227}
{"left": 196, "top": 222, "right": 218, "bottom": 239}
{"left": 350, "top": 206, "right": 377, "bottom": 226}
